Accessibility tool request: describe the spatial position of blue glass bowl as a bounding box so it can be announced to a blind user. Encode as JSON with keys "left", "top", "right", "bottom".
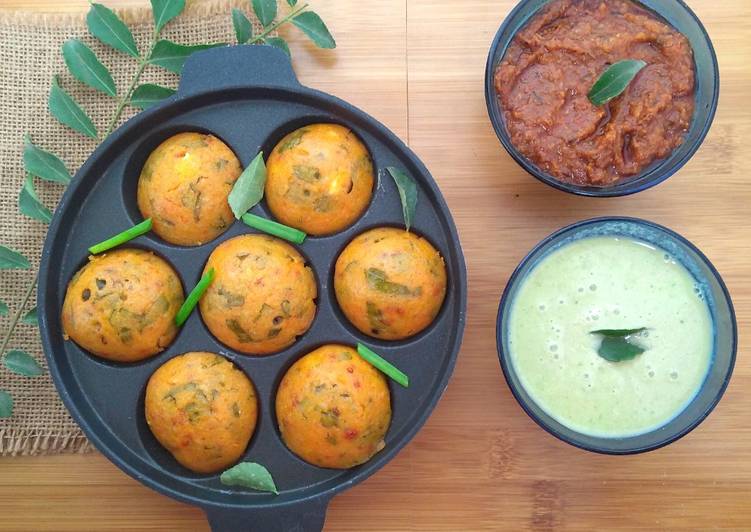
{"left": 496, "top": 217, "right": 737, "bottom": 453}
{"left": 484, "top": 0, "right": 719, "bottom": 197}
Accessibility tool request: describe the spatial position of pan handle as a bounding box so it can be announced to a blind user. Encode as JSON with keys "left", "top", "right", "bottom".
{"left": 178, "top": 45, "right": 301, "bottom": 96}
{"left": 204, "top": 497, "right": 330, "bottom": 532}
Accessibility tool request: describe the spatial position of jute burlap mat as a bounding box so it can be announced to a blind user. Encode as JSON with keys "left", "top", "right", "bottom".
{"left": 0, "top": 0, "right": 264, "bottom": 456}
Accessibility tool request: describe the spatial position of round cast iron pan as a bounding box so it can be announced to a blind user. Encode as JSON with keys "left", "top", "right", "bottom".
{"left": 38, "top": 45, "right": 467, "bottom": 532}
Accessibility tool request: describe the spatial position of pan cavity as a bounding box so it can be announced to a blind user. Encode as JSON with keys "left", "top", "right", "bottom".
{"left": 261, "top": 121, "right": 377, "bottom": 237}
{"left": 122, "top": 127, "right": 242, "bottom": 248}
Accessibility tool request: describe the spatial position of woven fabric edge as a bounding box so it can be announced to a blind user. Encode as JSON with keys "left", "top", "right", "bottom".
{"left": 1, "top": 428, "right": 93, "bottom": 456}
{"left": 0, "top": 0, "right": 247, "bottom": 28}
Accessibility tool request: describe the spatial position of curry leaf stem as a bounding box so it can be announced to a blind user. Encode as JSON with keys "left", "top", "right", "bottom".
{"left": 104, "top": 41, "right": 158, "bottom": 137}
{"left": 247, "top": 3, "right": 309, "bottom": 44}
{"left": 0, "top": 273, "right": 38, "bottom": 358}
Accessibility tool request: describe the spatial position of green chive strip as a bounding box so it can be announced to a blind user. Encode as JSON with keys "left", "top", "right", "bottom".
{"left": 175, "top": 268, "right": 215, "bottom": 327}
{"left": 241, "top": 213, "right": 306, "bottom": 244}
{"left": 88, "top": 218, "right": 152, "bottom": 254}
{"left": 356, "top": 342, "right": 409, "bottom": 388}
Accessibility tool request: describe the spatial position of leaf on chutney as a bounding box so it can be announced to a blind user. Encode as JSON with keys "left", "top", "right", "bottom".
{"left": 385, "top": 167, "right": 418, "bottom": 231}
{"left": 220, "top": 462, "right": 278, "bottom": 494}
{"left": 62, "top": 39, "right": 117, "bottom": 97}
{"left": 591, "top": 328, "right": 647, "bottom": 362}
{"left": 87, "top": 3, "right": 139, "bottom": 58}
{"left": 590, "top": 327, "right": 646, "bottom": 338}
{"left": 588, "top": 59, "right": 647, "bottom": 106}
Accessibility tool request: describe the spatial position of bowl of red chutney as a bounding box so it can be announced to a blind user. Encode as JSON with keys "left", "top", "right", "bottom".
{"left": 485, "top": 0, "right": 719, "bottom": 196}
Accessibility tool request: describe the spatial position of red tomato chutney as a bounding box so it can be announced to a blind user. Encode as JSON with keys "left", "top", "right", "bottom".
{"left": 494, "top": 0, "right": 695, "bottom": 186}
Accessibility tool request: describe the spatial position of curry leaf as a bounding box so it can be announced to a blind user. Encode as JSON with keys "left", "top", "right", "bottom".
{"left": 3, "top": 350, "right": 44, "bottom": 377}
{"left": 385, "top": 167, "right": 418, "bottom": 231}
{"left": 62, "top": 39, "right": 117, "bottom": 97}
{"left": 151, "top": 0, "right": 186, "bottom": 34}
{"left": 22, "top": 307, "right": 38, "bottom": 326}
{"left": 0, "top": 391, "right": 12, "bottom": 418}
{"left": 590, "top": 328, "right": 646, "bottom": 338}
{"left": 130, "top": 84, "right": 176, "bottom": 109}
{"left": 49, "top": 76, "right": 98, "bottom": 139}
{"left": 19, "top": 175, "right": 52, "bottom": 224}
{"left": 0, "top": 301, "right": 7, "bottom": 316}
{"left": 228, "top": 152, "right": 266, "bottom": 219}
{"left": 588, "top": 59, "right": 647, "bottom": 106}
{"left": 291, "top": 11, "right": 336, "bottom": 49}
{"left": 23, "top": 135, "right": 70, "bottom": 184}
{"left": 149, "top": 40, "right": 225, "bottom": 74}
{"left": 591, "top": 328, "right": 647, "bottom": 362}
{"left": 264, "top": 37, "right": 290, "bottom": 58}
{"left": 220, "top": 462, "right": 278, "bottom": 494}
{"left": 232, "top": 9, "right": 253, "bottom": 44}
{"left": 0, "top": 246, "right": 30, "bottom": 270}
{"left": 252, "top": 0, "right": 277, "bottom": 27}
{"left": 87, "top": 3, "right": 139, "bottom": 58}
{"left": 287, "top": 0, "right": 298, "bottom": 6}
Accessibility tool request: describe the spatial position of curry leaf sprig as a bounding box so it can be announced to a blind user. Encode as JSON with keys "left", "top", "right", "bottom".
{"left": 232, "top": 0, "right": 336, "bottom": 57}
{"left": 0, "top": 0, "right": 206, "bottom": 418}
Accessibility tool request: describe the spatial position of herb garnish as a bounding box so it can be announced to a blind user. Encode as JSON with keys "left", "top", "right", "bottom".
{"left": 175, "top": 268, "right": 215, "bottom": 327}
{"left": 228, "top": 152, "right": 267, "bottom": 219}
{"left": 88, "top": 218, "right": 153, "bottom": 255}
{"left": 220, "top": 461, "right": 278, "bottom": 494}
{"left": 591, "top": 327, "right": 647, "bottom": 362}
{"left": 241, "top": 213, "right": 306, "bottom": 244}
{"left": 588, "top": 59, "right": 646, "bottom": 106}
{"left": 356, "top": 342, "right": 409, "bottom": 388}
{"left": 385, "top": 167, "right": 417, "bottom": 231}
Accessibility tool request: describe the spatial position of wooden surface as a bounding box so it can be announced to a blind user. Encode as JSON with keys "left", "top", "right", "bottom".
{"left": 1, "top": 0, "right": 750, "bottom": 530}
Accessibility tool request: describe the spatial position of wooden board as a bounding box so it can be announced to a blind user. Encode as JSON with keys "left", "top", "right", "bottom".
{"left": 0, "top": 0, "right": 749, "bottom": 530}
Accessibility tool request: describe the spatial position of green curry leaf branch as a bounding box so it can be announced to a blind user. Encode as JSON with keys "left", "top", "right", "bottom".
{"left": 1, "top": 0, "right": 335, "bottom": 417}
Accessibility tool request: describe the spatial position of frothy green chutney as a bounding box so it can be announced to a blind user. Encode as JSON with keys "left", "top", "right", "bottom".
{"left": 508, "top": 236, "right": 713, "bottom": 438}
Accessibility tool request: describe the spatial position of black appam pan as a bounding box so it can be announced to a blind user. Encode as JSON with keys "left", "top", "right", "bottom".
{"left": 38, "top": 45, "right": 466, "bottom": 531}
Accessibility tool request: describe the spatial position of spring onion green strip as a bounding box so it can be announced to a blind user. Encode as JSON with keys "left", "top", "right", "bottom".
{"left": 88, "top": 218, "right": 152, "bottom": 254}
{"left": 175, "top": 268, "right": 215, "bottom": 327}
{"left": 241, "top": 213, "right": 306, "bottom": 244}
{"left": 356, "top": 342, "right": 409, "bottom": 388}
